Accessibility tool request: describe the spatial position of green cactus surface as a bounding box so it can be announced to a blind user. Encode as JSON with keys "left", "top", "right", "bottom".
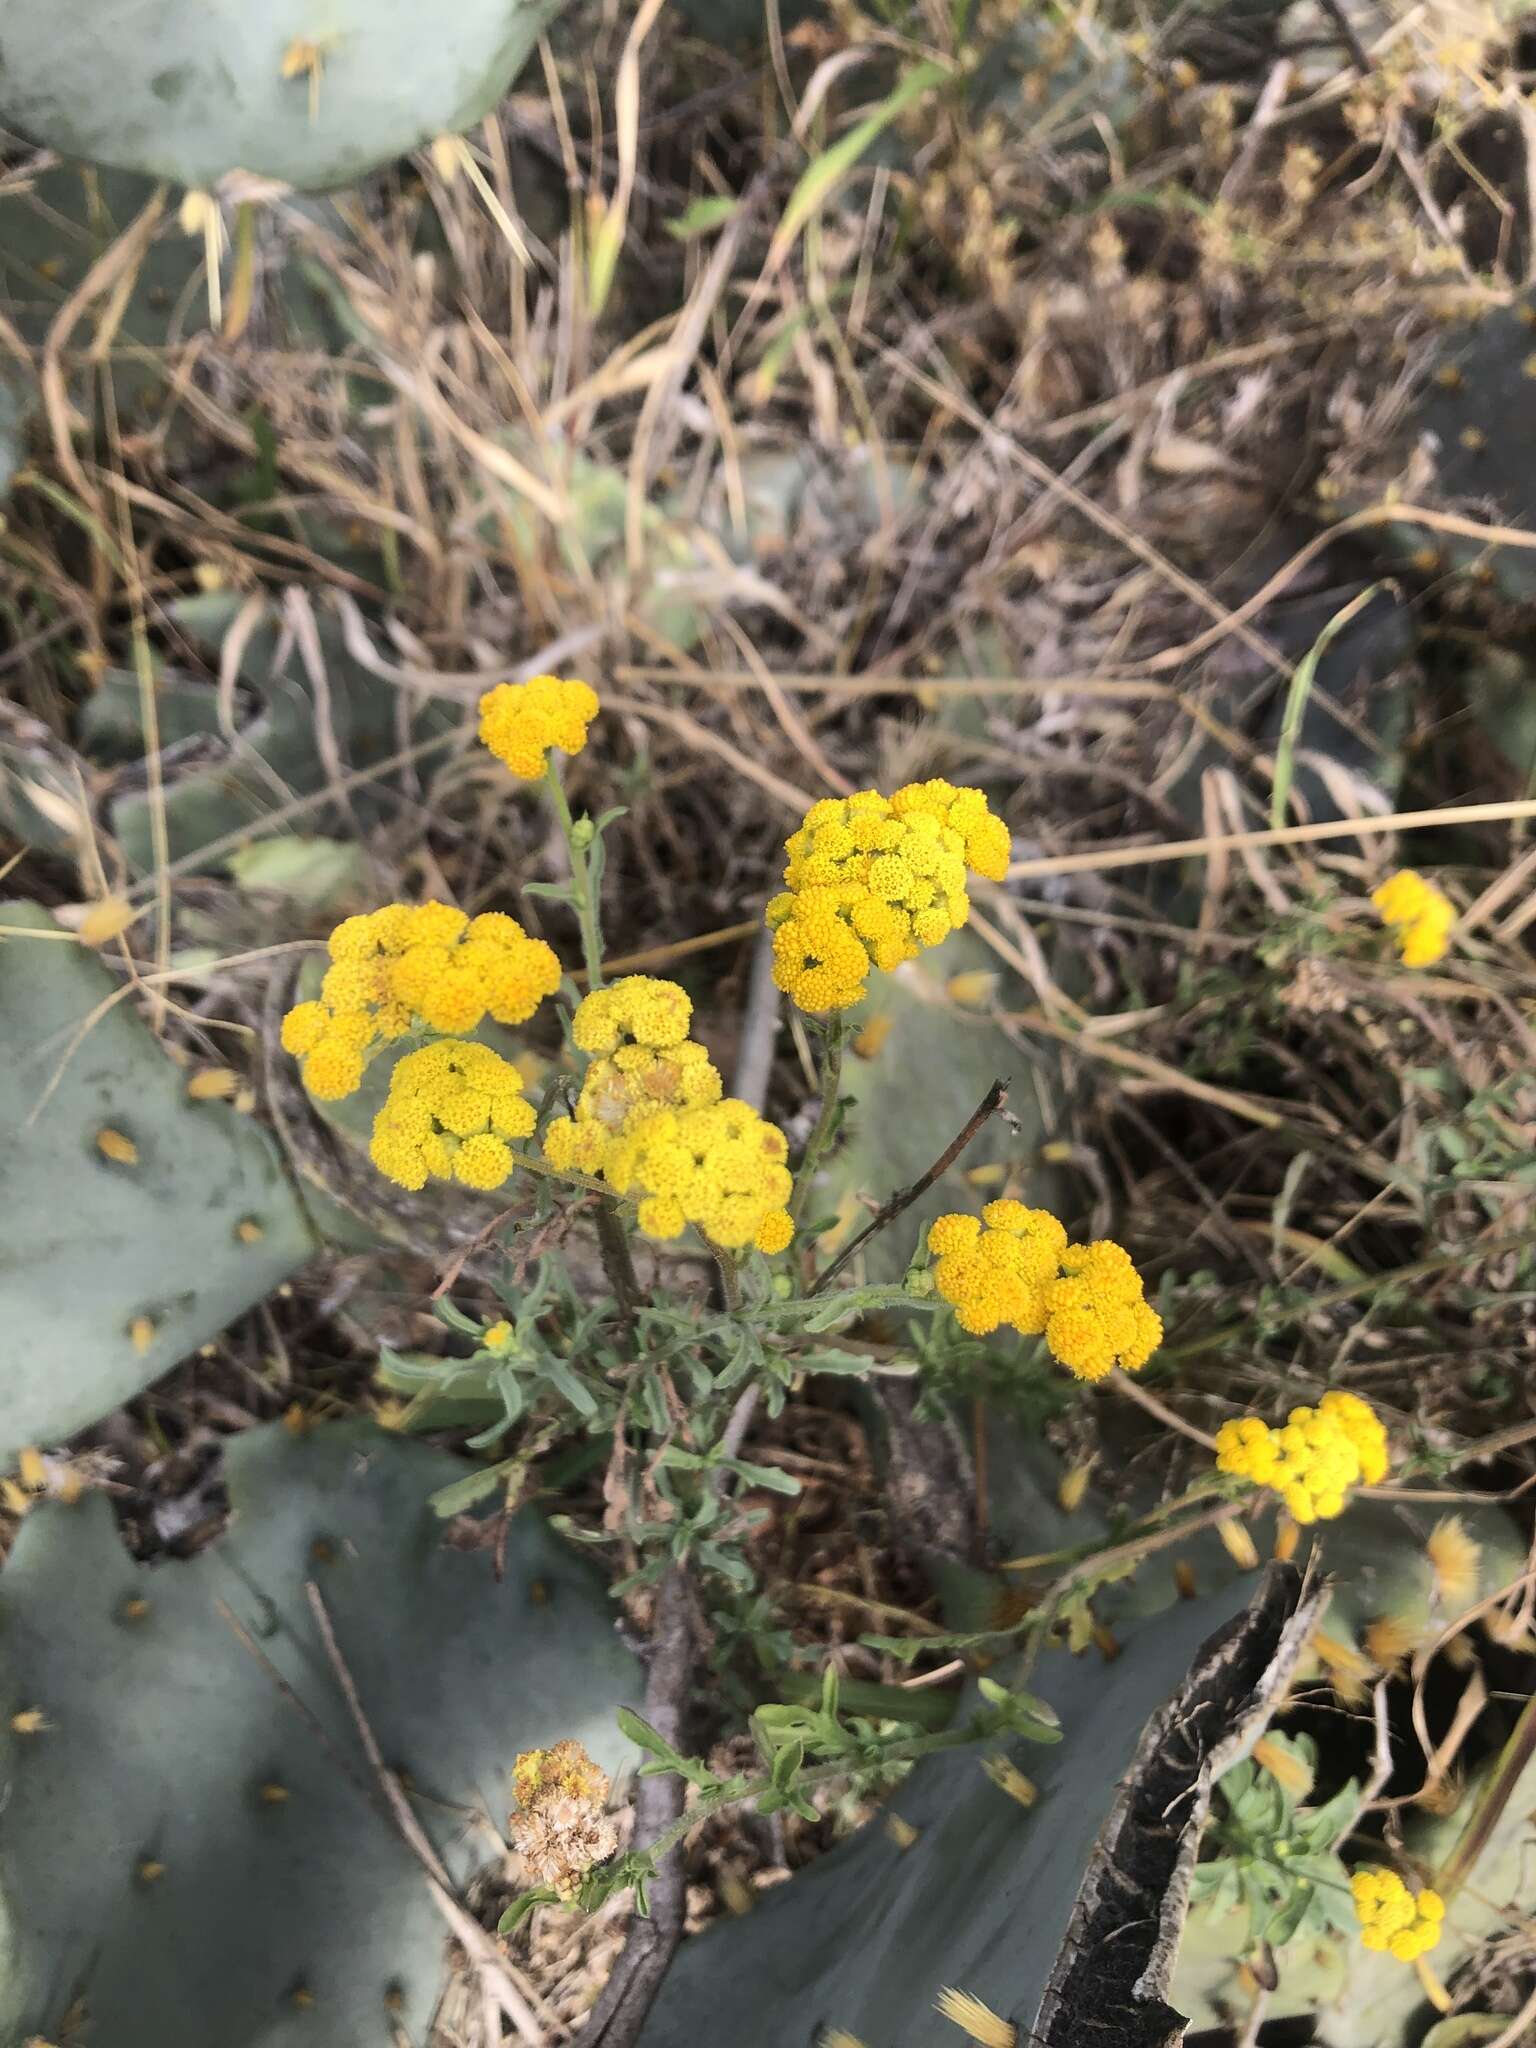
{"left": 637, "top": 1566, "right": 1307, "bottom": 2048}
{"left": 0, "top": 1419, "right": 640, "bottom": 2045}
{"left": 96, "top": 592, "right": 451, "bottom": 875}
{"left": 810, "top": 931, "right": 1067, "bottom": 1284}
{"left": 0, "top": 899, "right": 316, "bottom": 1461}
{"left": 0, "top": 2, "right": 568, "bottom": 194}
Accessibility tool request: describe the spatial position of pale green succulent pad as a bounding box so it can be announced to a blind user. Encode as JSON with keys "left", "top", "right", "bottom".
{"left": 0, "top": 0, "right": 566, "bottom": 193}
{"left": 0, "top": 899, "right": 316, "bottom": 1460}
{"left": 0, "top": 1421, "right": 640, "bottom": 2045}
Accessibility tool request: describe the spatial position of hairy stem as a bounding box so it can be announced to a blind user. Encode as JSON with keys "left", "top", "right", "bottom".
{"left": 595, "top": 1196, "right": 642, "bottom": 1330}
{"left": 789, "top": 1018, "right": 848, "bottom": 1226}
{"left": 546, "top": 759, "right": 606, "bottom": 989}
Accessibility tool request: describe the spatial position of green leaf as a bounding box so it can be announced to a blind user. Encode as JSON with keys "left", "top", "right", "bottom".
{"left": 617, "top": 1709, "right": 683, "bottom": 1765}
{"left": 543, "top": 1355, "right": 599, "bottom": 1419}
{"left": 769, "top": 62, "right": 951, "bottom": 270}
{"left": 666, "top": 194, "right": 741, "bottom": 239}
{"left": 226, "top": 835, "right": 368, "bottom": 909}
{"left": 428, "top": 1457, "right": 519, "bottom": 1518}
{"left": 1270, "top": 584, "right": 1387, "bottom": 829}
{"left": 498, "top": 1887, "right": 560, "bottom": 1934}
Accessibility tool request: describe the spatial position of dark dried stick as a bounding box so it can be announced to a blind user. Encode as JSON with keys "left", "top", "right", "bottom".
{"left": 809, "top": 1078, "right": 1010, "bottom": 1295}
{"left": 574, "top": 1564, "right": 693, "bottom": 2048}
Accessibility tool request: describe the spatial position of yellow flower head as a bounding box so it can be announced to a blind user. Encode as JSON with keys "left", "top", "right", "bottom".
{"left": 767, "top": 781, "right": 1010, "bottom": 1013}
{"left": 1351, "top": 1868, "right": 1443, "bottom": 1961}
{"left": 1215, "top": 1390, "right": 1388, "bottom": 1523}
{"left": 280, "top": 904, "right": 560, "bottom": 1099}
{"left": 1371, "top": 869, "right": 1454, "bottom": 967}
{"left": 368, "top": 1040, "right": 535, "bottom": 1192}
{"left": 1041, "top": 1239, "right": 1164, "bottom": 1382}
{"left": 925, "top": 1210, "right": 1160, "bottom": 1378}
{"left": 544, "top": 978, "right": 725, "bottom": 1181}
{"left": 479, "top": 675, "right": 600, "bottom": 780}
{"left": 604, "top": 1097, "right": 793, "bottom": 1252}
{"left": 570, "top": 976, "right": 693, "bottom": 1054}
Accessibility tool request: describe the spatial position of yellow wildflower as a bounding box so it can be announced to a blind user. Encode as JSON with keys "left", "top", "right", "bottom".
{"left": 767, "top": 781, "right": 1011, "bottom": 1013}
{"left": 1215, "top": 1390, "right": 1388, "bottom": 1523}
{"left": 604, "top": 1098, "right": 793, "bottom": 1252}
{"left": 925, "top": 1209, "right": 1161, "bottom": 1378}
{"left": 368, "top": 1040, "right": 535, "bottom": 1193}
{"left": 1351, "top": 1868, "right": 1444, "bottom": 1961}
{"left": 479, "top": 675, "right": 600, "bottom": 780}
{"left": 280, "top": 904, "right": 561, "bottom": 1099}
{"left": 544, "top": 978, "right": 726, "bottom": 1179}
{"left": 1371, "top": 869, "right": 1454, "bottom": 967}
{"left": 509, "top": 1739, "right": 618, "bottom": 1901}
{"left": 1041, "top": 1239, "right": 1163, "bottom": 1381}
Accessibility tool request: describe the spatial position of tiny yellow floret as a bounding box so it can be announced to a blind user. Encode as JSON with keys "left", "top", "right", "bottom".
{"left": 479, "top": 675, "right": 600, "bottom": 780}
{"left": 369, "top": 1040, "right": 536, "bottom": 1193}
{"left": 1351, "top": 1868, "right": 1443, "bottom": 1961}
{"left": 1215, "top": 1390, "right": 1389, "bottom": 1523}
{"left": 1371, "top": 870, "right": 1454, "bottom": 967}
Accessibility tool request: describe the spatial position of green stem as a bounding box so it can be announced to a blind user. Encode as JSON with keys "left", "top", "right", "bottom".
{"left": 638, "top": 1722, "right": 994, "bottom": 1870}
{"left": 545, "top": 760, "right": 605, "bottom": 989}
{"left": 713, "top": 1248, "right": 743, "bottom": 1311}
{"left": 595, "top": 1195, "right": 642, "bottom": 1330}
{"left": 789, "top": 1018, "right": 849, "bottom": 1226}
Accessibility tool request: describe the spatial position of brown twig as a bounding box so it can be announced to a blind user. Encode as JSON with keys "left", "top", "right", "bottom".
{"left": 573, "top": 1564, "right": 694, "bottom": 2048}
{"left": 809, "top": 1079, "right": 1010, "bottom": 1294}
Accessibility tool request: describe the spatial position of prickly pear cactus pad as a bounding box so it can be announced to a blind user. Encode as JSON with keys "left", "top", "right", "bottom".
{"left": 0, "top": 1421, "right": 639, "bottom": 2046}
{"left": 0, "top": 1, "right": 568, "bottom": 194}
{"left": 637, "top": 1567, "right": 1316, "bottom": 2048}
{"left": 0, "top": 900, "right": 317, "bottom": 1462}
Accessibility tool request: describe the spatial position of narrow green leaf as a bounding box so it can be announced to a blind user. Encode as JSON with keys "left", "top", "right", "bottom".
{"left": 665, "top": 194, "right": 740, "bottom": 240}
{"left": 1270, "top": 582, "right": 1387, "bottom": 829}
{"left": 768, "top": 61, "right": 950, "bottom": 272}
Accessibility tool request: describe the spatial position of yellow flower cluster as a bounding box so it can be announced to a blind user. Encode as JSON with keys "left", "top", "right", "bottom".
{"left": 280, "top": 903, "right": 561, "bottom": 1100}
{"left": 926, "top": 1205, "right": 1163, "bottom": 1380}
{"left": 510, "top": 1739, "right": 618, "bottom": 1902}
{"left": 1215, "top": 1390, "right": 1389, "bottom": 1524}
{"left": 1371, "top": 869, "right": 1454, "bottom": 968}
{"left": 540, "top": 978, "right": 793, "bottom": 1252}
{"left": 605, "top": 1099, "right": 795, "bottom": 1253}
{"left": 544, "top": 978, "right": 723, "bottom": 1177}
{"left": 1351, "top": 1869, "right": 1444, "bottom": 1961}
{"left": 478, "top": 674, "right": 600, "bottom": 780}
{"left": 367, "top": 1040, "right": 536, "bottom": 1192}
{"left": 766, "top": 780, "right": 1011, "bottom": 1013}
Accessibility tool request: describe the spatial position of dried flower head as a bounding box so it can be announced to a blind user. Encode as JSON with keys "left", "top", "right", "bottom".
{"left": 509, "top": 1740, "right": 618, "bottom": 1900}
